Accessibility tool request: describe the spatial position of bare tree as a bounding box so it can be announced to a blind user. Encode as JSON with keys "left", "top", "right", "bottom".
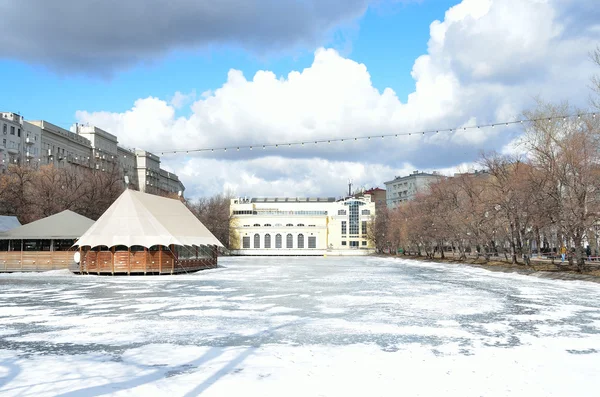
{"left": 187, "top": 193, "right": 237, "bottom": 249}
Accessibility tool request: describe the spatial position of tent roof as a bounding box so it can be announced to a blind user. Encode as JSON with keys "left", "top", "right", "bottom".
{"left": 0, "top": 216, "right": 21, "bottom": 233}
{"left": 75, "top": 189, "right": 224, "bottom": 249}
{"left": 0, "top": 210, "right": 94, "bottom": 240}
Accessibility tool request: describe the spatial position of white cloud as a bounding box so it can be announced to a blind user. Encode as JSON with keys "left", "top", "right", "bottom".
{"left": 170, "top": 90, "right": 197, "bottom": 109}
{"left": 76, "top": 0, "right": 600, "bottom": 198}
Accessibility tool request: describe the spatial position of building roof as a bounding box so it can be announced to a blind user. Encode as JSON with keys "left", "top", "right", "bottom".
{"left": 0, "top": 211, "right": 94, "bottom": 240}
{"left": 249, "top": 197, "right": 336, "bottom": 203}
{"left": 0, "top": 216, "right": 21, "bottom": 233}
{"left": 75, "top": 189, "right": 223, "bottom": 249}
{"left": 384, "top": 171, "right": 442, "bottom": 185}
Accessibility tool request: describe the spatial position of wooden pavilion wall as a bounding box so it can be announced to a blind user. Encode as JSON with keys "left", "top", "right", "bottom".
{"left": 0, "top": 251, "right": 74, "bottom": 272}
{"left": 79, "top": 246, "right": 218, "bottom": 275}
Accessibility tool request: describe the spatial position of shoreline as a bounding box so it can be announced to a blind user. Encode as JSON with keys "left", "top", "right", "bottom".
{"left": 379, "top": 254, "right": 600, "bottom": 284}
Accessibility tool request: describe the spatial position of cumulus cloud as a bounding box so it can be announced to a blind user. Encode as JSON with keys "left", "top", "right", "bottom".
{"left": 76, "top": 0, "right": 600, "bottom": 198}
{"left": 0, "top": 0, "right": 372, "bottom": 73}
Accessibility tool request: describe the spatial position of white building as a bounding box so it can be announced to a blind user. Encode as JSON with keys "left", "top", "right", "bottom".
{"left": 230, "top": 195, "right": 376, "bottom": 255}
{"left": 0, "top": 113, "right": 42, "bottom": 171}
{"left": 1, "top": 113, "right": 185, "bottom": 196}
{"left": 384, "top": 171, "right": 443, "bottom": 208}
{"left": 31, "top": 120, "right": 93, "bottom": 168}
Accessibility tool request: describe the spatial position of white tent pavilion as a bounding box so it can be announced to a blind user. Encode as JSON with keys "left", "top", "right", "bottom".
{"left": 75, "top": 189, "right": 224, "bottom": 275}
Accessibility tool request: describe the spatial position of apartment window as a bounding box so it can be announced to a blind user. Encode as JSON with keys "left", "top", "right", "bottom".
{"left": 286, "top": 223, "right": 293, "bottom": 227}
{"left": 242, "top": 236, "right": 250, "bottom": 249}
{"left": 308, "top": 236, "right": 316, "bottom": 248}
{"left": 265, "top": 234, "right": 271, "bottom": 249}
{"left": 2, "top": 124, "right": 6, "bottom": 134}
{"left": 361, "top": 209, "right": 370, "bottom": 215}
{"left": 253, "top": 223, "right": 260, "bottom": 227}
{"left": 297, "top": 234, "right": 304, "bottom": 249}
{"left": 286, "top": 234, "right": 293, "bottom": 248}
{"left": 275, "top": 234, "right": 282, "bottom": 248}
{"left": 264, "top": 224, "right": 272, "bottom": 227}
{"left": 338, "top": 209, "right": 346, "bottom": 216}
{"left": 10, "top": 126, "right": 15, "bottom": 135}
{"left": 341, "top": 221, "right": 347, "bottom": 235}
{"left": 17, "top": 128, "right": 20, "bottom": 137}
{"left": 341, "top": 241, "right": 347, "bottom": 246}
{"left": 2, "top": 139, "right": 5, "bottom": 146}
{"left": 362, "top": 221, "right": 367, "bottom": 235}
{"left": 297, "top": 224, "right": 305, "bottom": 227}
{"left": 362, "top": 241, "right": 367, "bottom": 246}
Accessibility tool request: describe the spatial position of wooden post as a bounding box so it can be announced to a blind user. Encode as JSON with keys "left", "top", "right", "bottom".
{"left": 170, "top": 244, "right": 175, "bottom": 274}
{"left": 20, "top": 240, "right": 23, "bottom": 271}
{"left": 79, "top": 247, "right": 83, "bottom": 274}
{"left": 127, "top": 247, "right": 131, "bottom": 275}
{"left": 144, "top": 247, "right": 148, "bottom": 275}
{"left": 159, "top": 245, "right": 162, "bottom": 274}
{"left": 111, "top": 247, "right": 115, "bottom": 275}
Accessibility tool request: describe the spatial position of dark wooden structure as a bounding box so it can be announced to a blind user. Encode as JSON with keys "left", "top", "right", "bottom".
{"left": 78, "top": 245, "right": 218, "bottom": 275}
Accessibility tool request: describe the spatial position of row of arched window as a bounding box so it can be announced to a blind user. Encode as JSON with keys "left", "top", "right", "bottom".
{"left": 242, "top": 233, "right": 317, "bottom": 249}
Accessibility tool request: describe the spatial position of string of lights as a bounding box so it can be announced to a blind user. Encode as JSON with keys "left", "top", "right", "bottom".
{"left": 151, "top": 111, "right": 592, "bottom": 155}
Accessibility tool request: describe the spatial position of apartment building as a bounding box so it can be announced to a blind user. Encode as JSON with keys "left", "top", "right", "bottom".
{"left": 31, "top": 120, "right": 93, "bottom": 168}
{"left": 0, "top": 113, "right": 42, "bottom": 171}
{"left": 230, "top": 195, "right": 376, "bottom": 255}
{"left": 1, "top": 112, "right": 185, "bottom": 195}
{"left": 384, "top": 171, "right": 443, "bottom": 208}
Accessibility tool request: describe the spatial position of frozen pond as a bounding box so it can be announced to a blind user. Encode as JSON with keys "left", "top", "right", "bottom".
{"left": 1, "top": 256, "right": 600, "bottom": 396}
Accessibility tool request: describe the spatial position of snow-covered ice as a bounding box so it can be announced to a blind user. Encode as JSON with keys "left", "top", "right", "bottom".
{"left": 1, "top": 256, "right": 600, "bottom": 396}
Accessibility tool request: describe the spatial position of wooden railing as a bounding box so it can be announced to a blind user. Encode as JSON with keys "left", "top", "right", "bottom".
{"left": 0, "top": 251, "right": 75, "bottom": 272}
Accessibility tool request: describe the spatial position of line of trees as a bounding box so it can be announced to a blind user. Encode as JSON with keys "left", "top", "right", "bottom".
{"left": 0, "top": 163, "right": 238, "bottom": 249}
{"left": 0, "top": 163, "right": 124, "bottom": 223}
{"left": 376, "top": 105, "right": 599, "bottom": 271}
{"left": 375, "top": 46, "right": 600, "bottom": 272}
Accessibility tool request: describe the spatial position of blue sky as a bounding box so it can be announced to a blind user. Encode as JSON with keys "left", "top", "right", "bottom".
{"left": 1, "top": 0, "right": 457, "bottom": 129}
{"left": 1, "top": 0, "right": 598, "bottom": 198}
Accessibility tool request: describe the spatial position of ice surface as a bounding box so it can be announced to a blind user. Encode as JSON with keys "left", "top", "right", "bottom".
{"left": 1, "top": 256, "right": 600, "bottom": 396}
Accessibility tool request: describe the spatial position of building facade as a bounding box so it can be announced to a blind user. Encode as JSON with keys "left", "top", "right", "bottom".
{"left": 230, "top": 195, "right": 376, "bottom": 255}
{"left": 384, "top": 171, "right": 443, "bottom": 208}
{"left": 1, "top": 112, "right": 185, "bottom": 195}
{"left": 1, "top": 113, "right": 42, "bottom": 171}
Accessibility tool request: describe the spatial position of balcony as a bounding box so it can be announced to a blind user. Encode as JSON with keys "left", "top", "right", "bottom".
{"left": 25, "top": 137, "right": 34, "bottom": 145}
{"left": 7, "top": 147, "right": 19, "bottom": 155}
{"left": 26, "top": 151, "right": 34, "bottom": 158}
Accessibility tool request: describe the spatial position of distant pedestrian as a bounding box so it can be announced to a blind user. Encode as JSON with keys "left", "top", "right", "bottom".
{"left": 560, "top": 246, "right": 567, "bottom": 262}
{"left": 586, "top": 245, "right": 592, "bottom": 261}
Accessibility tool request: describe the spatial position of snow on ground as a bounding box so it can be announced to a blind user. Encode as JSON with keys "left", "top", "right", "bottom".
{"left": 1, "top": 256, "right": 600, "bottom": 396}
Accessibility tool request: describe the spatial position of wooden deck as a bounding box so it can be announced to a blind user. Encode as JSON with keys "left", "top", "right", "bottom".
{"left": 79, "top": 246, "right": 217, "bottom": 275}
{"left": 0, "top": 251, "right": 75, "bottom": 272}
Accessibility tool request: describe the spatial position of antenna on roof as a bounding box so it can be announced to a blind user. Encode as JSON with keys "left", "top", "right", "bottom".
{"left": 348, "top": 178, "right": 352, "bottom": 197}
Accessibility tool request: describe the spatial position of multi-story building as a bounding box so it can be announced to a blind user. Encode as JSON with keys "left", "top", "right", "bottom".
{"left": 1, "top": 113, "right": 185, "bottom": 196}
{"left": 384, "top": 171, "right": 443, "bottom": 208}
{"left": 229, "top": 195, "right": 376, "bottom": 255}
{"left": 354, "top": 187, "right": 386, "bottom": 209}
{"left": 118, "top": 146, "right": 139, "bottom": 189}
{"left": 31, "top": 120, "right": 93, "bottom": 168}
{"left": 0, "top": 113, "right": 42, "bottom": 171}
{"left": 73, "top": 124, "right": 119, "bottom": 171}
